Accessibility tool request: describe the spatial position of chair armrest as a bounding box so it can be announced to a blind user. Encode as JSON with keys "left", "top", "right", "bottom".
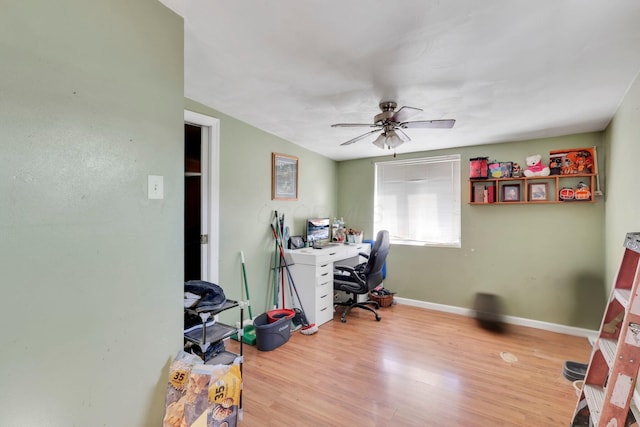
{"left": 334, "top": 265, "right": 357, "bottom": 274}
{"left": 359, "top": 252, "right": 370, "bottom": 259}
{"left": 334, "top": 265, "right": 365, "bottom": 287}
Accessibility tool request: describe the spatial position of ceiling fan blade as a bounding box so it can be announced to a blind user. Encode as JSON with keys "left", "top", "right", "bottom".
{"left": 331, "top": 123, "right": 380, "bottom": 128}
{"left": 400, "top": 119, "right": 456, "bottom": 129}
{"left": 391, "top": 106, "right": 422, "bottom": 123}
{"left": 396, "top": 128, "right": 411, "bottom": 142}
{"left": 340, "top": 129, "right": 382, "bottom": 146}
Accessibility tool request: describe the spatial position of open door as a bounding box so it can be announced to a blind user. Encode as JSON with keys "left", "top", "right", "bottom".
{"left": 184, "top": 111, "right": 220, "bottom": 283}
{"left": 184, "top": 124, "right": 205, "bottom": 281}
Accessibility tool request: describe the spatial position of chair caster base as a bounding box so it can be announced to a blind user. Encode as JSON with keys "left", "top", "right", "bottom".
{"left": 335, "top": 298, "right": 382, "bottom": 323}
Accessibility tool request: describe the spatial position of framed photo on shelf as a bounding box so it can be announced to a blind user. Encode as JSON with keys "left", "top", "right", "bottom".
{"left": 499, "top": 162, "right": 513, "bottom": 178}
{"left": 529, "top": 183, "right": 548, "bottom": 201}
{"left": 502, "top": 184, "right": 520, "bottom": 202}
{"left": 272, "top": 153, "right": 298, "bottom": 200}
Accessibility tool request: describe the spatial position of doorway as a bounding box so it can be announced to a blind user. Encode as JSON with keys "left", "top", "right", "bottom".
{"left": 184, "top": 110, "right": 220, "bottom": 284}
{"left": 184, "top": 124, "right": 203, "bottom": 281}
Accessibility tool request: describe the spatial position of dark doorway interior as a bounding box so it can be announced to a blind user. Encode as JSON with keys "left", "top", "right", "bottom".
{"left": 184, "top": 124, "right": 202, "bottom": 281}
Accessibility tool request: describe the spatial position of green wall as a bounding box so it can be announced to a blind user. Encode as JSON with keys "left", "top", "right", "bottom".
{"left": 1, "top": 1, "right": 635, "bottom": 423}
{"left": 338, "top": 133, "right": 606, "bottom": 329}
{"left": 0, "top": 1, "right": 183, "bottom": 426}
{"left": 604, "top": 72, "right": 640, "bottom": 290}
{"left": 184, "top": 99, "right": 338, "bottom": 317}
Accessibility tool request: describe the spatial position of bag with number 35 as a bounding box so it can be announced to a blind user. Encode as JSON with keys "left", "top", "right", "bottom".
{"left": 163, "top": 351, "right": 242, "bottom": 427}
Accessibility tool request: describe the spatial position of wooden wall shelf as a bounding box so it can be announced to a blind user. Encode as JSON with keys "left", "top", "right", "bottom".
{"left": 469, "top": 174, "right": 596, "bottom": 205}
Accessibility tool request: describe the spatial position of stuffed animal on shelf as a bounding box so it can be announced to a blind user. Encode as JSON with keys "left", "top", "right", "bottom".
{"left": 523, "top": 154, "right": 550, "bottom": 177}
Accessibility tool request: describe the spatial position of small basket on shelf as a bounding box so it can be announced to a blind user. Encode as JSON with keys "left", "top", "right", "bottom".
{"left": 369, "top": 288, "right": 395, "bottom": 307}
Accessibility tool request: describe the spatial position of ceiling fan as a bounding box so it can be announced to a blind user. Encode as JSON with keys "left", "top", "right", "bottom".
{"left": 331, "top": 101, "right": 455, "bottom": 150}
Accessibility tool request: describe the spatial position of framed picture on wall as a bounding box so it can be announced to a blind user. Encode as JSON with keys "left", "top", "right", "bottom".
{"left": 502, "top": 184, "right": 520, "bottom": 202}
{"left": 272, "top": 153, "right": 298, "bottom": 200}
{"left": 529, "top": 183, "right": 548, "bottom": 201}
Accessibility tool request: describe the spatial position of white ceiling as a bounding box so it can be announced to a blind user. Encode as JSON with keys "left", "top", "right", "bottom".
{"left": 159, "top": 0, "right": 640, "bottom": 161}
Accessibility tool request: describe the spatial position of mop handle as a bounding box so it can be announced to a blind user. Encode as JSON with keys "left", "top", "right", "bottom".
{"left": 270, "top": 224, "right": 311, "bottom": 325}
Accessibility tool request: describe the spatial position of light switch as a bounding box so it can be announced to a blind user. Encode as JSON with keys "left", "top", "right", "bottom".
{"left": 148, "top": 175, "right": 164, "bottom": 199}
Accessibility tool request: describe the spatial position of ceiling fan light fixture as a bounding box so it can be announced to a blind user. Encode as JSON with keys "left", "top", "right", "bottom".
{"left": 385, "top": 130, "right": 404, "bottom": 149}
{"left": 372, "top": 133, "right": 386, "bottom": 149}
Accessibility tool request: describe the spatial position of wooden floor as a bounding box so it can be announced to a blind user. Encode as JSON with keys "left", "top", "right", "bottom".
{"left": 226, "top": 303, "right": 591, "bottom": 426}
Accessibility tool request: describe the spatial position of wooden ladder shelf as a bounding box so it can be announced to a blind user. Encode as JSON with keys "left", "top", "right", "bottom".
{"left": 572, "top": 232, "right": 640, "bottom": 426}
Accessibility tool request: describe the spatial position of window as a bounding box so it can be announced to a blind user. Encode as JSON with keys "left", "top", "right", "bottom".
{"left": 374, "top": 154, "right": 461, "bottom": 247}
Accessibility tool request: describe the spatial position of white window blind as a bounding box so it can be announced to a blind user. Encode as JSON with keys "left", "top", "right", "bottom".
{"left": 374, "top": 154, "right": 461, "bottom": 247}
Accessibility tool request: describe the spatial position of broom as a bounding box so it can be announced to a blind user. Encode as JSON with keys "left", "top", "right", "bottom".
{"left": 232, "top": 251, "right": 257, "bottom": 345}
{"left": 270, "top": 223, "right": 318, "bottom": 335}
{"left": 239, "top": 251, "right": 256, "bottom": 345}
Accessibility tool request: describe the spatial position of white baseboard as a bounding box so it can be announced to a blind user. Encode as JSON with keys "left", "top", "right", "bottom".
{"left": 395, "top": 296, "right": 598, "bottom": 339}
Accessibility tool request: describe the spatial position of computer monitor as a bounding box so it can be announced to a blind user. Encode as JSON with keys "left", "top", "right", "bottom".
{"left": 306, "top": 218, "right": 330, "bottom": 243}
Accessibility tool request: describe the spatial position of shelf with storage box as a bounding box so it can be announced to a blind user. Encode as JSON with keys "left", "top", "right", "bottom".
{"left": 469, "top": 174, "right": 596, "bottom": 205}
{"left": 184, "top": 299, "right": 243, "bottom": 366}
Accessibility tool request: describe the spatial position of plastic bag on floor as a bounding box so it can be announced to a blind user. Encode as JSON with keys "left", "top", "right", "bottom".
{"left": 203, "top": 360, "right": 242, "bottom": 427}
{"left": 163, "top": 355, "right": 242, "bottom": 427}
{"left": 163, "top": 351, "right": 204, "bottom": 427}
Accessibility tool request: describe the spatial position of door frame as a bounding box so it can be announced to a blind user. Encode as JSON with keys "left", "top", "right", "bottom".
{"left": 184, "top": 110, "right": 220, "bottom": 284}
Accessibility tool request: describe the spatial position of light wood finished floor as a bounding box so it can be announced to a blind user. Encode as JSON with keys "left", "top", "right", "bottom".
{"left": 226, "top": 303, "right": 591, "bottom": 426}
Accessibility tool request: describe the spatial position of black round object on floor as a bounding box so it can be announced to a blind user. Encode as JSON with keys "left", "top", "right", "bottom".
{"left": 563, "top": 360, "right": 587, "bottom": 381}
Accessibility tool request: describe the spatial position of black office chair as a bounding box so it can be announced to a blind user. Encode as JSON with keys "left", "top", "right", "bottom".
{"left": 333, "top": 230, "right": 389, "bottom": 323}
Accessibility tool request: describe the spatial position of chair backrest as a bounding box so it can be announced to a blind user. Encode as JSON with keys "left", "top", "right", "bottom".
{"left": 362, "top": 230, "right": 390, "bottom": 291}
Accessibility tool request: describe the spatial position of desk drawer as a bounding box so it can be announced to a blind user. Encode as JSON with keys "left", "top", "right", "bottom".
{"left": 316, "top": 263, "right": 333, "bottom": 280}
{"left": 293, "top": 263, "right": 332, "bottom": 281}
{"left": 316, "top": 302, "right": 333, "bottom": 325}
{"left": 315, "top": 281, "right": 333, "bottom": 325}
{"left": 351, "top": 244, "right": 368, "bottom": 253}
{"left": 316, "top": 280, "right": 332, "bottom": 296}
{"left": 315, "top": 280, "right": 333, "bottom": 324}
{"left": 314, "top": 250, "right": 342, "bottom": 264}
{"left": 287, "top": 248, "right": 340, "bottom": 265}
{"left": 288, "top": 244, "right": 370, "bottom": 265}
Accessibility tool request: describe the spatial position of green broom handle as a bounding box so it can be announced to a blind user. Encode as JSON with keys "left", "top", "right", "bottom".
{"left": 240, "top": 251, "right": 253, "bottom": 320}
